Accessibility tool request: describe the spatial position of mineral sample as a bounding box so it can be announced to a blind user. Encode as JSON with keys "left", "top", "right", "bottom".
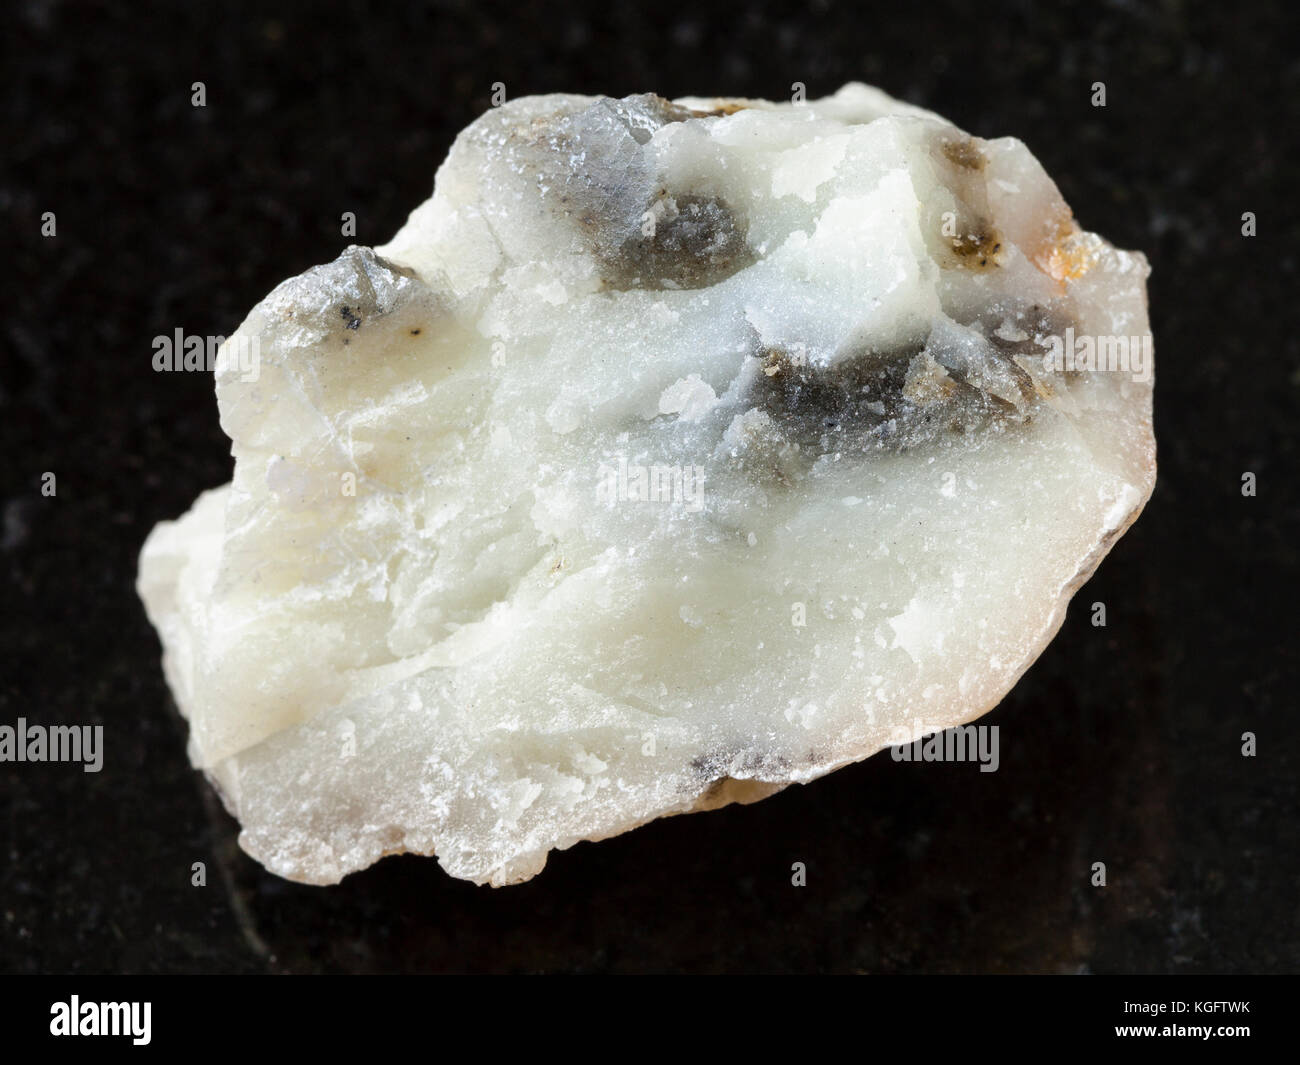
{"left": 138, "top": 84, "right": 1155, "bottom": 886}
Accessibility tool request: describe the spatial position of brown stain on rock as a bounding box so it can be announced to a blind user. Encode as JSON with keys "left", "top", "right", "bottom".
{"left": 941, "top": 136, "right": 988, "bottom": 172}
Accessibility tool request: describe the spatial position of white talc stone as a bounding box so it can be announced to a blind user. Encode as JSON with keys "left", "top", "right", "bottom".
{"left": 138, "top": 84, "right": 1155, "bottom": 886}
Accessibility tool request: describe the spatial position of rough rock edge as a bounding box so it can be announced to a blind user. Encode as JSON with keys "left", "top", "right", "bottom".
{"left": 144, "top": 87, "right": 1157, "bottom": 888}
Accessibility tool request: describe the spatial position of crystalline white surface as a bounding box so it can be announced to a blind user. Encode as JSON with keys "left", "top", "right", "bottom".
{"left": 138, "top": 84, "right": 1155, "bottom": 886}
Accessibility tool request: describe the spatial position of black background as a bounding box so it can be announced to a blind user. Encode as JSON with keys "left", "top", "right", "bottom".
{"left": 2, "top": 0, "right": 1296, "bottom": 974}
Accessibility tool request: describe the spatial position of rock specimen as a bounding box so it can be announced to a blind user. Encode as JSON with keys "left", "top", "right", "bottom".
{"left": 138, "top": 84, "right": 1155, "bottom": 886}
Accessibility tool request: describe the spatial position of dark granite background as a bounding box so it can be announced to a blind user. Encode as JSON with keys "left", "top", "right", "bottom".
{"left": 1, "top": 0, "right": 1296, "bottom": 973}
